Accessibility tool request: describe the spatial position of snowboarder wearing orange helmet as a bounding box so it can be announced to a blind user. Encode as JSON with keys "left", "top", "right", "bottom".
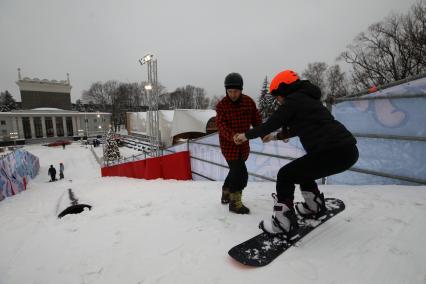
{"left": 234, "top": 69, "right": 358, "bottom": 238}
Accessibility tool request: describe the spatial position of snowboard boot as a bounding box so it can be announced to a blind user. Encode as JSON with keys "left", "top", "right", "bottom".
{"left": 295, "top": 191, "right": 327, "bottom": 219}
{"left": 221, "top": 186, "right": 230, "bottom": 204}
{"left": 259, "top": 193, "right": 299, "bottom": 239}
{"left": 229, "top": 191, "right": 250, "bottom": 214}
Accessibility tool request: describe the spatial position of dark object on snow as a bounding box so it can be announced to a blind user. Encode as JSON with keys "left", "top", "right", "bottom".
{"left": 45, "top": 140, "right": 72, "bottom": 147}
{"left": 58, "top": 188, "right": 92, "bottom": 218}
{"left": 48, "top": 165, "right": 57, "bottom": 182}
{"left": 228, "top": 198, "right": 345, "bottom": 267}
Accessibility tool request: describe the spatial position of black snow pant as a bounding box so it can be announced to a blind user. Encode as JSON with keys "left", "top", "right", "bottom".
{"left": 276, "top": 144, "right": 359, "bottom": 206}
{"left": 223, "top": 155, "right": 248, "bottom": 193}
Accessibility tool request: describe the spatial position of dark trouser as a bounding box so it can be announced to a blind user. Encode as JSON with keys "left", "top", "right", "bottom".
{"left": 276, "top": 144, "right": 359, "bottom": 206}
{"left": 224, "top": 156, "right": 248, "bottom": 193}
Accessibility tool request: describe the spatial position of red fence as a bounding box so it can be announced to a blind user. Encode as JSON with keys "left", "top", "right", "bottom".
{"left": 101, "top": 151, "right": 192, "bottom": 180}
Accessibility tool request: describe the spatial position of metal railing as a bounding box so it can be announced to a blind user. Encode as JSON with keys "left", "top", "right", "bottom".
{"left": 187, "top": 139, "right": 426, "bottom": 185}
{"left": 335, "top": 93, "right": 426, "bottom": 102}
{"left": 338, "top": 72, "right": 426, "bottom": 99}
{"left": 103, "top": 152, "right": 150, "bottom": 167}
{"left": 352, "top": 133, "right": 426, "bottom": 142}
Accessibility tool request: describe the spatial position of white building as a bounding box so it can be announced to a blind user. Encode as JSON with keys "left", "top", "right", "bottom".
{"left": 0, "top": 108, "right": 111, "bottom": 144}
{"left": 0, "top": 70, "right": 112, "bottom": 145}
{"left": 126, "top": 109, "right": 216, "bottom": 147}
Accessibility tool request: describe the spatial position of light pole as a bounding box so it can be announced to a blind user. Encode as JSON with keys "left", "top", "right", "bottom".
{"left": 84, "top": 112, "right": 88, "bottom": 138}
{"left": 97, "top": 113, "right": 101, "bottom": 135}
{"left": 9, "top": 132, "right": 18, "bottom": 147}
{"left": 138, "top": 54, "right": 160, "bottom": 157}
{"left": 78, "top": 129, "right": 84, "bottom": 145}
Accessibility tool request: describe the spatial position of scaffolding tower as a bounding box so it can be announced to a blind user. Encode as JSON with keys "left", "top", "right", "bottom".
{"left": 139, "top": 54, "right": 161, "bottom": 157}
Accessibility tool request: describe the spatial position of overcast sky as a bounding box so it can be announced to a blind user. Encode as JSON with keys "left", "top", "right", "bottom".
{"left": 0, "top": 0, "right": 419, "bottom": 103}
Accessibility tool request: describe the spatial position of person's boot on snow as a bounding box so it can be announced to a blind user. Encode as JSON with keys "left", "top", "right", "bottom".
{"left": 229, "top": 191, "right": 250, "bottom": 214}
{"left": 295, "top": 191, "right": 327, "bottom": 218}
{"left": 259, "top": 193, "right": 299, "bottom": 239}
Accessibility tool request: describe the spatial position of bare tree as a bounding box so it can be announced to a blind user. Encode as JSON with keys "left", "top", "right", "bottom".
{"left": 325, "top": 65, "right": 349, "bottom": 101}
{"left": 82, "top": 80, "right": 119, "bottom": 109}
{"left": 194, "top": 87, "right": 210, "bottom": 109}
{"left": 339, "top": 0, "right": 426, "bottom": 91}
{"left": 302, "top": 62, "right": 349, "bottom": 104}
{"left": 302, "top": 62, "right": 328, "bottom": 99}
{"left": 209, "top": 95, "right": 222, "bottom": 110}
{"left": 161, "top": 85, "right": 209, "bottom": 109}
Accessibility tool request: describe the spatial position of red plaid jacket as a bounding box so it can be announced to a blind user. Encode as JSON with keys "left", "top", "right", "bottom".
{"left": 216, "top": 94, "right": 262, "bottom": 161}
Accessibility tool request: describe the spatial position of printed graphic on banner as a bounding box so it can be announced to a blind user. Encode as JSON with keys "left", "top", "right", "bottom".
{"left": 0, "top": 149, "right": 40, "bottom": 202}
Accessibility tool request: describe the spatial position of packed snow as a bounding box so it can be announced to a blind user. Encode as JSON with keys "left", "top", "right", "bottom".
{"left": 0, "top": 143, "right": 425, "bottom": 284}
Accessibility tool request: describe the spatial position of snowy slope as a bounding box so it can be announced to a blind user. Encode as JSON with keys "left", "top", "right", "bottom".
{"left": 0, "top": 143, "right": 425, "bottom": 284}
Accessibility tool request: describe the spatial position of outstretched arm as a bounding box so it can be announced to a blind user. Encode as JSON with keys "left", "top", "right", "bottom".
{"left": 245, "top": 100, "right": 296, "bottom": 140}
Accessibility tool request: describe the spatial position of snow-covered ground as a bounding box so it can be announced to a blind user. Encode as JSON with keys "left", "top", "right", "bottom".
{"left": 0, "top": 143, "right": 425, "bottom": 284}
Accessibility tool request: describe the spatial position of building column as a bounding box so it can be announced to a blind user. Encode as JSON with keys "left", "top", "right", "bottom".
{"left": 11, "top": 117, "right": 18, "bottom": 138}
{"left": 52, "top": 117, "right": 57, "bottom": 137}
{"left": 29, "top": 117, "right": 36, "bottom": 138}
{"left": 17, "top": 117, "right": 24, "bottom": 139}
{"left": 62, "top": 116, "right": 67, "bottom": 137}
{"left": 41, "top": 116, "right": 47, "bottom": 138}
{"left": 72, "top": 116, "right": 77, "bottom": 136}
{"left": 84, "top": 114, "right": 89, "bottom": 136}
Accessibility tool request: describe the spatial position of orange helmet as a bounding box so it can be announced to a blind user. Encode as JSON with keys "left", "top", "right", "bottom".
{"left": 269, "top": 70, "right": 300, "bottom": 96}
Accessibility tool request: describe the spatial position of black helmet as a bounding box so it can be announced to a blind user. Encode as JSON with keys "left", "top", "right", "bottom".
{"left": 224, "top": 73, "right": 243, "bottom": 90}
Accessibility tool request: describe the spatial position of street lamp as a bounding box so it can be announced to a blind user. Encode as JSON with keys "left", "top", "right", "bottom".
{"left": 84, "top": 113, "right": 88, "bottom": 138}
{"left": 77, "top": 129, "right": 84, "bottom": 146}
{"left": 9, "top": 132, "right": 18, "bottom": 146}
{"left": 138, "top": 54, "right": 153, "bottom": 65}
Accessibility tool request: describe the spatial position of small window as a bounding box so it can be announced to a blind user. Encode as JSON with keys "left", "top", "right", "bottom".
{"left": 94, "top": 119, "right": 97, "bottom": 123}
{"left": 2, "top": 129, "right": 7, "bottom": 134}
{"left": 0, "top": 120, "right": 6, "bottom": 126}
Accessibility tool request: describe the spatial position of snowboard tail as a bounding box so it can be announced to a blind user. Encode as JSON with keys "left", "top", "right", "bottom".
{"left": 228, "top": 198, "right": 345, "bottom": 267}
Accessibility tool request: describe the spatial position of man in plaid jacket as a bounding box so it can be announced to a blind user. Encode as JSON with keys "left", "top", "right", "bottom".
{"left": 216, "top": 73, "right": 270, "bottom": 214}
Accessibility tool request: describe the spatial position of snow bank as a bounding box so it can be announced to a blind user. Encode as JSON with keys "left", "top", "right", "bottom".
{"left": 0, "top": 143, "right": 425, "bottom": 284}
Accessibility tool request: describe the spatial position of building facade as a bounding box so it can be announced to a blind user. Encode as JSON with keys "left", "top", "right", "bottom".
{"left": 0, "top": 109, "right": 111, "bottom": 143}
{"left": 16, "top": 69, "right": 72, "bottom": 110}
{"left": 0, "top": 69, "right": 112, "bottom": 144}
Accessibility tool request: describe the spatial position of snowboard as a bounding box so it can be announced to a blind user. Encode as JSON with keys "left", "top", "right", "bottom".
{"left": 228, "top": 198, "right": 345, "bottom": 267}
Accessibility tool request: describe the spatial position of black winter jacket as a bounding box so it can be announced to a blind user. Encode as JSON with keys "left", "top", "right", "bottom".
{"left": 48, "top": 167, "right": 56, "bottom": 176}
{"left": 245, "top": 80, "right": 356, "bottom": 153}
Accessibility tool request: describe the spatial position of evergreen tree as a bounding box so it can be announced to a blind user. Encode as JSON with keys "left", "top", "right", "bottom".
{"left": 103, "top": 130, "right": 121, "bottom": 162}
{"left": 257, "top": 76, "right": 277, "bottom": 121}
{"left": 75, "top": 99, "right": 84, "bottom": 112}
{"left": 0, "top": 90, "right": 16, "bottom": 112}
